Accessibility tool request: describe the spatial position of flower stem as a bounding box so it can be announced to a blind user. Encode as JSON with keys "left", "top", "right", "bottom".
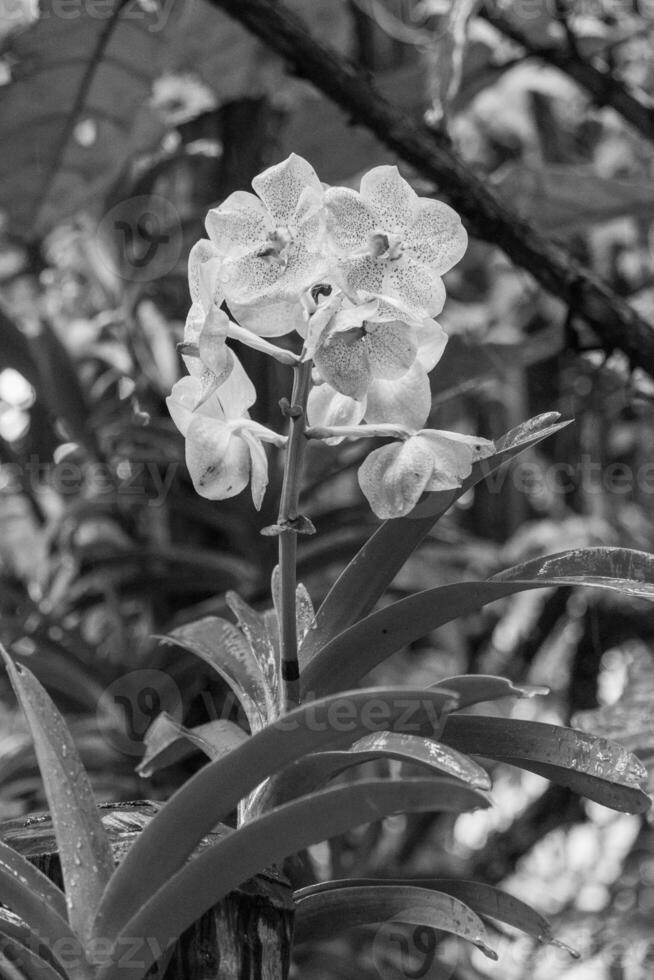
{"left": 277, "top": 358, "right": 312, "bottom": 712}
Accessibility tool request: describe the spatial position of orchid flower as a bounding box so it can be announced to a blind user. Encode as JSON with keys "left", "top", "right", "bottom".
{"left": 167, "top": 356, "right": 286, "bottom": 509}
{"left": 358, "top": 429, "right": 495, "bottom": 519}
{"left": 325, "top": 165, "right": 467, "bottom": 319}
{"left": 205, "top": 153, "right": 328, "bottom": 336}
{"left": 305, "top": 291, "right": 448, "bottom": 431}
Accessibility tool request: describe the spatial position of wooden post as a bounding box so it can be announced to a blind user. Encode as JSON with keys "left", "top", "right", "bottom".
{"left": 0, "top": 801, "right": 295, "bottom": 980}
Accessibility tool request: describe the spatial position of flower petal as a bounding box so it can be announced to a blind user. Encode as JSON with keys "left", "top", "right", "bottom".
{"left": 413, "top": 318, "right": 448, "bottom": 372}
{"left": 206, "top": 191, "right": 272, "bottom": 259}
{"left": 365, "top": 363, "right": 431, "bottom": 430}
{"left": 307, "top": 383, "right": 366, "bottom": 440}
{"left": 359, "top": 165, "right": 417, "bottom": 235}
{"left": 358, "top": 436, "right": 435, "bottom": 519}
{"left": 409, "top": 199, "right": 468, "bottom": 274}
{"left": 198, "top": 306, "right": 231, "bottom": 377}
{"left": 188, "top": 239, "right": 223, "bottom": 309}
{"left": 229, "top": 294, "right": 308, "bottom": 338}
{"left": 325, "top": 186, "right": 376, "bottom": 253}
{"left": 417, "top": 430, "right": 494, "bottom": 491}
{"left": 185, "top": 415, "right": 249, "bottom": 501}
{"left": 167, "top": 376, "right": 200, "bottom": 436}
{"left": 313, "top": 326, "right": 371, "bottom": 400}
{"left": 241, "top": 428, "right": 269, "bottom": 511}
{"left": 384, "top": 258, "right": 447, "bottom": 318}
{"left": 215, "top": 352, "right": 256, "bottom": 418}
{"left": 366, "top": 321, "right": 416, "bottom": 379}
{"left": 252, "top": 154, "right": 322, "bottom": 225}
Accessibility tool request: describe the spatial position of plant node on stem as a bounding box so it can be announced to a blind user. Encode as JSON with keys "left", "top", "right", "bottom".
{"left": 277, "top": 358, "right": 312, "bottom": 712}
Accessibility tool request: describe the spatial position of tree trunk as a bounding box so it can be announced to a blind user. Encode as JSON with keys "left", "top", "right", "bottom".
{"left": 0, "top": 801, "right": 295, "bottom": 980}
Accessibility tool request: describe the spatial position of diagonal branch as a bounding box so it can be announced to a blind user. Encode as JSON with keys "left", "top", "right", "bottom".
{"left": 482, "top": 7, "right": 654, "bottom": 142}
{"left": 207, "top": 0, "right": 654, "bottom": 378}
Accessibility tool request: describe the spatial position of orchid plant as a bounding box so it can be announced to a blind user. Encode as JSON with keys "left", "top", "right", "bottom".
{"left": 168, "top": 153, "right": 493, "bottom": 710}
{"left": 1, "top": 156, "right": 653, "bottom": 980}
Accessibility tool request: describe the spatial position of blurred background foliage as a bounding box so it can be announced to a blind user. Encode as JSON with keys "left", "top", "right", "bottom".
{"left": 0, "top": 0, "right": 653, "bottom": 977}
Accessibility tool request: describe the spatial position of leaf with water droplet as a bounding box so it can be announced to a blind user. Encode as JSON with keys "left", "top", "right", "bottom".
{"left": 442, "top": 714, "right": 651, "bottom": 813}
{"left": 0, "top": 645, "right": 114, "bottom": 948}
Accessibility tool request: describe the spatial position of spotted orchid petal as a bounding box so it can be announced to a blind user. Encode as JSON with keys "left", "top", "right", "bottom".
{"left": 205, "top": 155, "right": 327, "bottom": 331}
{"left": 419, "top": 429, "right": 495, "bottom": 491}
{"left": 185, "top": 414, "right": 251, "bottom": 501}
{"left": 325, "top": 165, "right": 467, "bottom": 319}
{"left": 359, "top": 428, "right": 495, "bottom": 518}
{"left": 359, "top": 165, "right": 417, "bottom": 235}
{"left": 251, "top": 153, "right": 323, "bottom": 224}
{"left": 409, "top": 199, "right": 468, "bottom": 273}
{"left": 358, "top": 436, "right": 436, "bottom": 519}
{"left": 365, "top": 362, "right": 431, "bottom": 430}
{"left": 206, "top": 191, "right": 273, "bottom": 260}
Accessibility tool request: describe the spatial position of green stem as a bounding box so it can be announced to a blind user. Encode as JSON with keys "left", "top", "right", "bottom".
{"left": 278, "top": 359, "right": 312, "bottom": 712}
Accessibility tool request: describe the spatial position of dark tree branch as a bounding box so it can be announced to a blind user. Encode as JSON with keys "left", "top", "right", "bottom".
{"left": 207, "top": 0, "right": 654, "bottom": 379}
{"left": 482, "top": 7, "right": 654, "bottom": 142}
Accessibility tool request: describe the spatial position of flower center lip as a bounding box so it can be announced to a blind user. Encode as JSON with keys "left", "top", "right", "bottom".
{"left": 368, "top": 231, "right": 404, "bottom": 261}
{"left": 257, "top": 226, "right": 294, "bottom": 267}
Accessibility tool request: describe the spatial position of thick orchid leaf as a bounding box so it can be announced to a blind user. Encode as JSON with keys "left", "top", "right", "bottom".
{"left": 256, "top": 733, "right": 490, "bottom": 811}
{"left": 573, "top": 648, "right": 654, "bottom": 795}
{"left": 0, "top": 841, "right": 86, "bottom": 975}
{"left": 225, "top": 593, "right": 280, "bottom": 721}
{"left": 137, "top": 712, "right": 249, "bottom": 778}
{"left": 160, "top": 616, "right": 271, "bottom": 731}
{"left": 0, "top": 934, "right": 70, "bottom": 980}
{"left": 491, "top": 547, "right": 654, "bottom": 598}
{"left": 442, "top": 715, "right": 651, "bottom": 813}
{"left": 292, "top": 883, "right": 496, "bottom": 955}
{"left": 92, "top": 686, "right": 459, "bottom": 945}
{"left": 0, "top": 648, "right": 114, "bottom": 946}
{"left": 301, "top": 413, "right": 571, "bottom": 662}
{"left": 425, "top": 880, "right": 577, "bottom": 954}
{"left": 301, "top": 547, "right": 654, "bottom": 696}
{"left": 96, "top": 778, "right": 490, "bottom": 980}
{"left": 294, "top": 878, "right": 575, "bottom": 952}
{"left": 433, "top": 675, "right": 548, "bottom": 709}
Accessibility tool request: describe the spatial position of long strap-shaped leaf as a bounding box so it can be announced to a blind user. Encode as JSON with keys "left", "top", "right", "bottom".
{"left": 292, "top": 882, "right": 497, "bottom": 955}
{"left": 159, "top": 615, "right": 271, "bottom": 731}
{"left": 92, "top": 686, "right": 458, "bottom": 945}
{"left": 301, "top": 414, "right": 571, "bottom": 663}
{"left": 0, "top": 934, "right": 70, "bottom": 980}
{"left": 254, "top": 733, "right": 490, "bottom": 812}
{"left": 97, "top": 778, "right": 489, "bottom": 980}
{"left": 301, "top": 547, "right": 654, "bottom": 696}
{"left": 433, "top": 675, "right": 548, "bottom": 708}
{"left": 441, "top": 715, "right": 650, "bottom": 813}
{"left": 293, "top": 877, "right": 576, "bottom": 952}
{"left": 0, "top": 647, "right": 114, "bottom": 947}
{"left": 0, "top": 841, "right": 88, "bottom": 977}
